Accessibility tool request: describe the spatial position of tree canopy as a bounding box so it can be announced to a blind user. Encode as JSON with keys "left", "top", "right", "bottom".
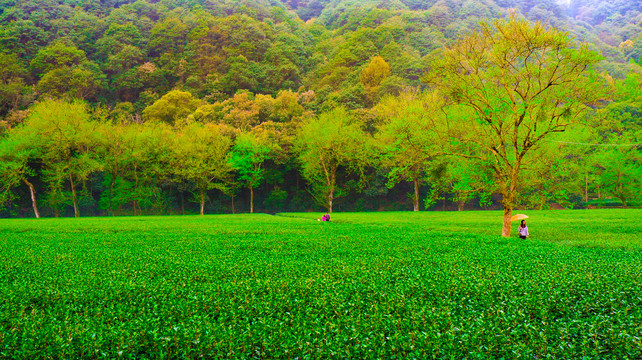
{"left": 429, "top": 13, "right": 607, "bottom": 236}
{"left": 0, "top": 0, "right": 639, "bottom": 231}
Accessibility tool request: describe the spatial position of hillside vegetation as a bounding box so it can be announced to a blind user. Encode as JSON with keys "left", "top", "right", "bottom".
{"left": 0, "top": 0, "right": 640, "bottom": 220}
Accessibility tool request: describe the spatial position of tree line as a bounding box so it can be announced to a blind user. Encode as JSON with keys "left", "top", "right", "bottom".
{"left": 2, "top": 15, "right": 640, "bottom": 231}
{"left": 0, "top": 1, "right": 640, "bottom": 236}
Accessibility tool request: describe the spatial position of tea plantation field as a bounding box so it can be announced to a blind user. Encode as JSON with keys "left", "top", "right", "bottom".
{"left": 1, "top": 210, "right": 641, "bottom": 358}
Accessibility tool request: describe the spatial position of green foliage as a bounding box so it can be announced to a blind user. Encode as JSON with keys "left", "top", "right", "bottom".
{"left": 21, "top": 99, "right": 103, "bottom": 217}
{"left": 97, "top": 123, "right": 174, "bottom": 216}
{"left": 29, "top": 41, "right": 88, "bottom": 76}
{"left": 228, "top": 132, "right": 272, "bottom": 212}
{"left": 172, "top": 123, "right": 233, "bottom": 215}
{"left": 429, "top": 13, "right": 608, "bottom": 235}
{"left": 375, "top": 90, "right": 447, "bottom": 211}
{"left": 142, "top": 90, "right": 201, "bottom": 125}
{"left": 0, "top": 1, "right": 640, "bottom": 217}
{"left": 295, "top": 107, "right": 372, "bottom": 212}
{"left": 0, "top": 210, "right": 641, "bottom": 357}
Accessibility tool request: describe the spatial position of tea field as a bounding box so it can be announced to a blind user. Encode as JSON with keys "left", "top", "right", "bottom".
{"left": 1, "top": 210, "right": 641, "bottom": 358}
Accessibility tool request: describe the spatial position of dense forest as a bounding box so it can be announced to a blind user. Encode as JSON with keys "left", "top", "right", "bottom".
{"left": 0, "top": 0, "right": 640, "bottom": 218}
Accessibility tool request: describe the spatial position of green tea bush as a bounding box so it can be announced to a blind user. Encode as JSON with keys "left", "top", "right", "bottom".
{"left": 0, "top": 210, "right": 640, "bottom": 358}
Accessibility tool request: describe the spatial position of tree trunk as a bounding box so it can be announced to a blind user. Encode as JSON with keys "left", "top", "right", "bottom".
{"left": 413, "top": 178, "right": 419, "bottom": 212}
{"left": 502, "top": 206, "right": 513, "bottom": 237}
{"left": 458, "top": 200, "right": 465, "bottom": 211}
{"left": 200, "top": 189, "right": 205, "bottom": 215}
{"left": 110, "top": 181, "right": 115, "bottom": 216}
{"left": 250, "top": 187, "right": 254, "bottom": 213}
{"left": 501, "top": 161, "right": 521, "bottom": 237}
{"left": 23, "top": 179, "right": 40, "bottom": 219}
{"left": 328, "top": 186, "right": 334, "bottom": 213}
{"left": 584, "top": 173, "right": 588, "bottom": 203}
{"left": 70, "top": 174, "right": 79, "bottom": 217}
{"left": 501, "top": 177, "right": 518, "bottom": 237}
{"left": 231, "top": 195, "right": 235, "bottom": 214}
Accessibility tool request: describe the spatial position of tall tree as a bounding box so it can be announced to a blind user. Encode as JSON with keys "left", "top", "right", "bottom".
{"left": 30, "top": 99, "right": 102, "bottom": 217}
{"left": 228, "top": 132, "right": 272, "bottom": 213}
{"left": 172, "top": 123, "right": 232, "bottom": 215}
{"left": 0, "top": 132, "right": 42, "bottom": 218}
{"left": 429, "top": 14, "right": 606, "bottom": 236}
{"left": 295, "top": 107, "right": 371, "bottom": 213}
{"left": 375, "top": 90, "right": 446, "bottom": 211}
{"left": 98, "top": 123, "right": 173, "bottom": 216}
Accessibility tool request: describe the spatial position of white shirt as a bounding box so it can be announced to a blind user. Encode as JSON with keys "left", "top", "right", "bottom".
{"left": 518, "top": 226, "right": 529, "bottom": 237}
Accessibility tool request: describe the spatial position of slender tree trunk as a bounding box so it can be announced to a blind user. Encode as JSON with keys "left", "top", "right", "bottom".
{"left": 110, "top": 176, "right": 116, "bottom": 216}
{"left": 584, "top": 173, "right": 588, "bottom": 203}
{"left": 133, "top": 165, "right": 139, "bottom": 215}
{"left": 250, "top": 187, "right": 254, "bottom": 213}
{"left": 200, "top": 189, "right": 205, "bottom": 215}
{"left": 325, "top": 167, "right": 336, "bottom": 213}
{"left": 70, "top": 174, "right": 79, "bottom": 217}
{"left": 413, "top": 178, "right": 419, "bottom": 212}
{"left": 618, "top": 172, "right": 626, "bottom": 208}
{"left": 23, "top": 179, "right": 40, "bottom": 219}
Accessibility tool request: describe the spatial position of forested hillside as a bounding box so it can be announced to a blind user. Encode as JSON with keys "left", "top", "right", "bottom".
{"left": 0, "top": 0, "right": 640, "bottom": 218}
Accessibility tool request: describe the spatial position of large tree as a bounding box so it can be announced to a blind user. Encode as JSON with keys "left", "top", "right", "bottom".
{"left": 172, "top": 123, "right": 232, "bottom": 215}
{"left": 0, "top": 133, "right": 42, "bottom": 218}
{"left": 429, "top": 14, "right": 606, "bottom": 236}
{"left": 375, "top": 90, "right": 446, "bottom": 211}
{"left": 295, "top": 107, "right": 372, "bottom": 213}
{"left": 27, "top": 99, "right": 102, "bottom": 217}
{"left": 228, "top": 132, "right": 272, "bottom": 213}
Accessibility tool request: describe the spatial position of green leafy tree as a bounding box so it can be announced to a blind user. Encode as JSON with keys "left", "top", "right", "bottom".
{"left": 172, "top": 123, "right": 232, "bottom": 215}
{"left": 29, "top": 41, "right": 87, "bottom": 76}
{"left": 447, "top": 156, "right": 495, "bottom": 211}
{"left": 148, "top": 17, "right": 188, "bottom": 56}
{"left": 36, "top": 63, "right": 105, "bottom": 100}
{"left": 592, "top": 142, "right": 641, "bottom": 207}
{"left": 361, "top": 55, "right": 391, "bottom": 103}
{"left": 429, "top": 14, "right": 606, "bottom": 236}
{"left": 590, "top": 84, "right": 642, "bottom": 207}
{"left": 516, "top": 135, "right": 586, "bottom": 210}
{"left": 295, "top": 107, "right": 372, "bottom": 213}
{"left": 21, "top": 99, "right": 102, "bottom": 217}
{"left": 143, "top": 90, "right": 202, "bottom": 125}
{"left": 228, "top": 132, "right": 272, "bottom": 213}
{"left": 98, "top": 123, "right": 173, "bottom": 216}
{"left": 0, "top": 130, "right": 42, "bottom": 218}
{"left": 375, "top": 90, "right": 446, "bottom": 211}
